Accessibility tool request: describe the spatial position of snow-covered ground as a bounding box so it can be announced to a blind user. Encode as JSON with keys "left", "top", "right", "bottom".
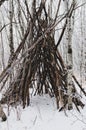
{"left": 0, "top": 95, "right": 86, "bottom": 130}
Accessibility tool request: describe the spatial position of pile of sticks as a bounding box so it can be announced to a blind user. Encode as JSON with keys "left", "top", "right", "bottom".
{"left": 0, "top": 0, "right": 85, "bottom": 111}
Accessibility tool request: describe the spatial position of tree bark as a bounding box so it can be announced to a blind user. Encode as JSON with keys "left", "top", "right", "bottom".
{"left": 66, "top": 0, "right": 76, "bottom": 110}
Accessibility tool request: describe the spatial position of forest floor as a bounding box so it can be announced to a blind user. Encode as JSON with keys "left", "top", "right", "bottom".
{"left": 0, "top": 94, "right": 86, "bottom": 130}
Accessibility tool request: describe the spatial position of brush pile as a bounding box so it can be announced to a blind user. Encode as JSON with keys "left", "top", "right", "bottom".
{"left": 0, "top": 0, "right": 86, "bottom": 111}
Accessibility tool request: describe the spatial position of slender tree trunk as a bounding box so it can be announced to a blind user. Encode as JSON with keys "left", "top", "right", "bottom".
{"left": 82, "top": 1, "right": 86, "bottom": 85}
{"left": 80, "top": 0, "right": 86, "bottom": 86}
{"left": 80, "top": 2, "right": 84, "bottom": 87}
{"left": 67, "top": 17, "right": 73, "bottom": 110}
{"left": 0, "top": 23, "right": 5, "bottom": 71}
{"left": 9, "top": 0, "right": 14, "bottom": 83}
{"left": 66, "top": 0, "right": 75, "bottom": 110}
{"left": 9, "top": 0, "right": 14, "bottom": 61}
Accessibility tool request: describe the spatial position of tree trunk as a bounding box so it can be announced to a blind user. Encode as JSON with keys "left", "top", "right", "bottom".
{"left": 66, "top": 0, "right": 75, "bottom": 110}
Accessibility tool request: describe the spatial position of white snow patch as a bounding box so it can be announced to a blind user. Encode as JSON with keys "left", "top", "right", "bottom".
{"left": 0, "top": 95, "right": 86, "bottom": 130}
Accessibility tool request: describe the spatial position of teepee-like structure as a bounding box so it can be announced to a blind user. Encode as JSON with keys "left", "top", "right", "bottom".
{"left": 0, "top": 0, "right": 85, "bottom": 111}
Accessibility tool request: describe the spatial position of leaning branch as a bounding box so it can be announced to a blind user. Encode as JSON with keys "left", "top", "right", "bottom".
{"left": 0, "top": 25, "right": 30, "bottom": 83}
{"left": 72, "top": 75, "right": 86, "bottom": 96}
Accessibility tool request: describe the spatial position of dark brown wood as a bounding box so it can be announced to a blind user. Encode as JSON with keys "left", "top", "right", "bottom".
{"left": 73, "top": 75, "right": 86, "bottom": 96}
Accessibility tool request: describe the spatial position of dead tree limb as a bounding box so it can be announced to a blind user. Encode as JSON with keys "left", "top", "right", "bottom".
{"left": 73, "top": 75, "right": 86, "bottom": 96}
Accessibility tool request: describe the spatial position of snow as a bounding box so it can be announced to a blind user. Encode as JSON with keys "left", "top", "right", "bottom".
{"left": 0, "top": 95, "right": 86, "bottom": 130}
{"left": 0, "top": 0, "right": 86, "bottom": 130}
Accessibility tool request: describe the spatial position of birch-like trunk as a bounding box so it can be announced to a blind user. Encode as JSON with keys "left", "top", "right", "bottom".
{"left": 67, "top": 18, "right": 73, "bottom": 110}
{"left": 82, "top": 1, "right": 86, "bottom": 85}
{"left": 9, "top": 0, "right": 14, "bottom": 84}
{"left": 80, "top": 1, "right": 84, "bottom": 87}
{"left": 9, "top": 0, "right": 14, "bottom": 61}
{"left": 0, "top": 23, "right": 5, "bottom": 71}
{"left": 80, "top": 0, "right": 86, "bottom": 86}
{"left": 66, "top": 0, "right": 75, "bottom": 110}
